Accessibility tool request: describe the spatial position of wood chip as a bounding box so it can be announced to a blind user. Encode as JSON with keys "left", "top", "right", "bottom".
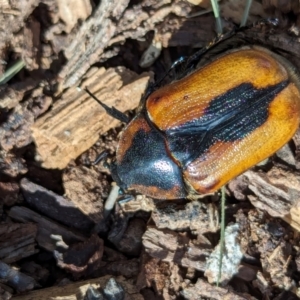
{"left": 0, "top": 222, "right": 38, "bottom": 263}
{"left": 142, "top": 227, "right": 210, "bottom": 272}
{"left": 31, "top": 67, "right": 151, "bottom": 169}
{"left": 152, "top": 201, "right": 219, "bottom": 235}
{"left": 57, "top": 0, "right": 92, "bottom": 33}
{"left": 237, "top": 170, "right": 300, "bottom": 232}
{"left": 62, "top": 166, "right": 108, "bottom": 224}
{"left": 8, "top": 206, "right": 85, "bottom": 252}
{"left": 20, "top": 177, "right": 95, "bottom": 231}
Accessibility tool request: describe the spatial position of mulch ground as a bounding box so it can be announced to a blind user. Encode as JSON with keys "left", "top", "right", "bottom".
{"left": 1, "top": 0, "right": 300, "bottom": 299}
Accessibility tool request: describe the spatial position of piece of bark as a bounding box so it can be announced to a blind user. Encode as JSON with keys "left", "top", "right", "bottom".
{"left": 181, "top": 279, "right": 255, "bottom": 300}
{"left": 57, "top": 0, "right": 189, "bottom": 90}
{"left": 236, "top": 208, "right": 296, "bottom": 290}
{"left": 237, "top": 170, "right": 300, "bottom": 232}
{"left": 32, "top": 67, "right": 151, "bottom": 169}
{"left": 0, "top": 222, "right": 38, "bottom": 263}
{"left": 0, "top": 261, "right": 39, "bottom": 293}
{"left": 118, "top": 195, "right": 156, "bottom": 213}
{"left": 54, "top": 234, "right": 104, "bottom": 279}
{"left": 142, "top": 227, "right": 211, "bottom": 272}
{"left": 20, "top": 177, "right": 94, "bottom": 231}
{"left": 0, "top": 0, "right": 39, "bottom": 54}
{"left": 263, "top": 242, "right": 294, "bottom": 290}
{"left": 57, "top": 0, "right": 130, "bottom": 89}
{"left": 0, "top": 78, "right": 39, "bottom": 110}
{"left": 152, "top": 201, "right": 219, "bottom": 235}
{"left": 0, "top": 150, "right": 27, "bottom": 178}
{"left": 137, "top": 253, "right": 183, "bottom": 298}
{"left": 12, "top": 275, "right": 143, "bottom": 300}
{"left": 8, "top": 206, "right": 85, "bottom": 252}
{"left": 62, "top": 166, "right": 108, "bottom": 224}
{"left": 0, "top": 104, "right": 34, "bottom": 151}
{"left": 26, "top": 88, "right": 53, "bottom": 119}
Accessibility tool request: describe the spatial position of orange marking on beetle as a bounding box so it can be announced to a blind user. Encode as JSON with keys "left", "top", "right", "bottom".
{"left": 146, "top": 48, "right": 290, "bottom": 131}
{"left": 183, "top": 82, "right": 300, "bottom": 195}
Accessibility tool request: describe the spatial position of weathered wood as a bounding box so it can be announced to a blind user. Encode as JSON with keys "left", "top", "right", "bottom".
{"left": 20, "top": 177, "right": 95, "bottom": 231}
{"left": 142, "top": 227, "right": 210, "bottom": 272}
{"left": 62, "top": 166, "right": 107, "bottom": 224}
{"left": 32, "top": 67, "right": 151, "bottom": 169}
{"left": 234, "top": 170, "right": 300, "bottom": 232}
{"left": 12, "top": 276, "right": 143, "bottom": 300}
{"left": 151, "top": 200, "right": 219, "bottom": 235}
{"left": 0, "top": 223, "right": 38, "bottom": 263}
{"left": 57, "top": 0, "right": 194, "bottom": 90}
{"left": 8, "top": 206, "right": 85, "bottom": 252}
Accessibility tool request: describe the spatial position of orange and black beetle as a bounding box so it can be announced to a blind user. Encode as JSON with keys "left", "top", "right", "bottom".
{"left": 107, "top": 45, "right": 300, "bottom": 200}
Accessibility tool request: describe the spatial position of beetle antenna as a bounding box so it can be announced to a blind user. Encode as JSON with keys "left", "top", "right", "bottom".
{"left": 85, "top": 88, "right": 130, "bottom": 124}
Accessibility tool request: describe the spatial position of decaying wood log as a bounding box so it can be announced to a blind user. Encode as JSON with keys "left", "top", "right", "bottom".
{"left": 0, "top": 222, "right": 38, "bottom": 264}
{"left": 8, "top": 206, "right": 85, "bottom": 252}
{"left": 12, "top": 276, "right": 143, "bottom": 300}
{"left": 31, "top": 67, "right": 151, "bottom": 169}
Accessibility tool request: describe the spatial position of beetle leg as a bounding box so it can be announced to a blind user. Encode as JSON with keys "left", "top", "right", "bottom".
{"left": 91, "top": 150, "right": 109, "bottom": 166}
